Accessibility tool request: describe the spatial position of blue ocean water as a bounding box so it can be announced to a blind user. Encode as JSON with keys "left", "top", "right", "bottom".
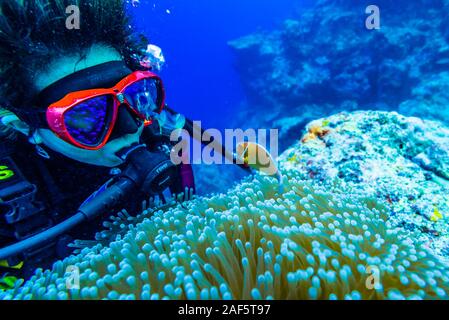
{"left": 129, "top": 0, "right": 310, "bottom": 130}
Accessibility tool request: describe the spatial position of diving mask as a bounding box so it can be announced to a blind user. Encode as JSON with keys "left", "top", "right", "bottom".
{"left": 16, "top": 61, "right": 165, "bottom": 150}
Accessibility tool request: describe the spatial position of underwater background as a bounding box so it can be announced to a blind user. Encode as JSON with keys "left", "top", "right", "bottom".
{"left": 4, "top": 0, "right": 449, "bottom": 300}
{"left": 129, "top": 0, "right": 308, "bottom": 131}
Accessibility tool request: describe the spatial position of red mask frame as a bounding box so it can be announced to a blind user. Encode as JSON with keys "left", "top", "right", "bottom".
{"left": 46, "top": 71, "right": 165, "bottom": 150}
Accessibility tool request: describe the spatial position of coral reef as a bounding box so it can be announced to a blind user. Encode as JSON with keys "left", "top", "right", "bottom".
{"left": 229, "top": 0, "right": 449, "bottom": 147}
{"left": 2, "top": 112, "right": 449, "bottom": 300}
{"left": 281, "top": 111, "right": 449, "bottom": 260}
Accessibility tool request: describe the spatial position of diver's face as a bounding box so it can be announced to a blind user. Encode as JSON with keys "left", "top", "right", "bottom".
{"left": 32, "top": 45, "right": 143, "bottom": 167}
{"left": 36, "top": 126, "right": 143, "bottom": 167}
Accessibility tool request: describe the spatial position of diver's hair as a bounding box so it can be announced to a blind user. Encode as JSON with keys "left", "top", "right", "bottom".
{"left": 0, "top": 0, "right": 147, "bottom": 139}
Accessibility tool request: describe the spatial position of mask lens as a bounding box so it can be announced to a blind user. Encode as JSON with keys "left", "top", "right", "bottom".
{"left": 64, "top": 95, "right": 113, "bottom": 146}
{"left": 123, "top": 77, "right": 163, "bottom": 119}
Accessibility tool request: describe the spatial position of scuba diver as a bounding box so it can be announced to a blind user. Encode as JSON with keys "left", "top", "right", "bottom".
{"left": 0, "top": 0, "right": 254, "bottom": 283}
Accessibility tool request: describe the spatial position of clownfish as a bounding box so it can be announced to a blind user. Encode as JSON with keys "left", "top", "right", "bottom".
{"left": 236, "top": 142, "right": 283, "bottom": 193}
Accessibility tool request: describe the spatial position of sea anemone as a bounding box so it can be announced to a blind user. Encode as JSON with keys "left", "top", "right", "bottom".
{"left": 1, "top": 171, "right": 448, "bottom": 300}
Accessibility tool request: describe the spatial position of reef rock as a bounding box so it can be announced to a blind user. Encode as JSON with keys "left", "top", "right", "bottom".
{"left": 280, "top": 110, "right": 449, "bottom": 260}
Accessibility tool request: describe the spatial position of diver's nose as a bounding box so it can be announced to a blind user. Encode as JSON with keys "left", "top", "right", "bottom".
{"left": 110, "top": 104, "right": 141, "bottom": 140}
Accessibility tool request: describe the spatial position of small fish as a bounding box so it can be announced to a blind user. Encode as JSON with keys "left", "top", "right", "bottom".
{"left": 431, "top": 207, "right": 443, "bottom": 222}
{"left": 236, "top": 142, "right": 284, "bottom": 193}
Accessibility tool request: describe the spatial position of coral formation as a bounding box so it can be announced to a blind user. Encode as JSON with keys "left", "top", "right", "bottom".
{"left": 281, "top": 111, "right": 449, "bottom": 260}
{"left": 2, "top": 154, "right": 449, "bottom": 300}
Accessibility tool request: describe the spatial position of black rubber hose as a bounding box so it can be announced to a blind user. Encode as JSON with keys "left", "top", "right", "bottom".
{"left": 0, "top": 214, "right": 85, "bottom": 261}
